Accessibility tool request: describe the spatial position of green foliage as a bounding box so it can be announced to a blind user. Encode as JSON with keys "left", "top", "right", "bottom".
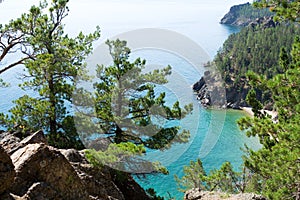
{"left": 238, "top": 36, "right": 300, "bottom": 199}
{"left": 245, "top": 89, "right": 263, "bottom": 117}
{"left": 85, "top": 142, "right": 145, "bottom": 167}
{"left": 0, "top": 0, "right": 100, "bottom": 149}
{"left": 254, "top": 0, "right": 300, "bottom": 22}
{"left": 92, "top": 39, "right": 192, "bottom": 150}
{"left": 214, "top": 23, "right": 299, "bottom": 105}
{"left": 174, "top": 159, "right": 207, "bottom": 192}
{"left": 228, "top": 2, "right": 273, "bottom": 24}
{"left": 217, "top": 24, "right": 299, "bottom": 80}
{"left": 146, "top": 188, "right": 165, "bottom": 200}
{"left": 175, "top": 159, "right": 257, "bottom": 194}
{"left": 0, "top": 79, "right": 9, "bottom": 87}
{"left": 85, "top": 142, "right": 168, "bottom": 174}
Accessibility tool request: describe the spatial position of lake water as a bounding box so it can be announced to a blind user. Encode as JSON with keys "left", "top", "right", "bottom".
{"left": 0, "top": 0, "right": 260, "bottom": 199}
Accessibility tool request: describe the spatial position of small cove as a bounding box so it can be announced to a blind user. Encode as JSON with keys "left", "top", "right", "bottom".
{"left": 0, "top": 1, "right": 260, "bottom": 199}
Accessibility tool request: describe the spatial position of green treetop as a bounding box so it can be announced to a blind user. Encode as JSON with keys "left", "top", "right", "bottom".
{"left": 254, "top": 0, "right": 300, "bottom": 22}
{"left": 0, "top": 0, "right": 100, "bottom": 149}
{"left": 93, "top": 39, "right": 192, "bottom": 149}
{"left": 76, "top": 39, "right": 192, "bottom": 174}
{"left": 237, "top": 1, "right": 300, "bottom": 197}
{"left": 238, "top": 36, "right": 300, "bottom": 200}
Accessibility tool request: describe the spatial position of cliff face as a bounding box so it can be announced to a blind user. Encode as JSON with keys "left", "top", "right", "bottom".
{"left": 0, "top": 130, "right": 151, "bottom": 200}
{"left": 220, "top": 3, "right": 252, "bottom": 26}
{"left": 192, "top": 71, "right": 248, "bottom": 109}
{"left": 220, "top": 2, "right": 274, "bottom": 27}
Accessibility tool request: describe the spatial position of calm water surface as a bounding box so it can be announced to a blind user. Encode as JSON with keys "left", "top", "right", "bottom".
{"left": 0, "top": 1, "right": 259, "bottom": 199}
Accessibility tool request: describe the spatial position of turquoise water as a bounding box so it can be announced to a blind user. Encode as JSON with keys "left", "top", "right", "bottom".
{"left": 0, "top": 1, "right": 259, "bottom": 199}
{"left": 128, "top": 50, "right": 260, "bottom": 199}
{"left": 136, "top": 110, "right": 259, "bottom": 199}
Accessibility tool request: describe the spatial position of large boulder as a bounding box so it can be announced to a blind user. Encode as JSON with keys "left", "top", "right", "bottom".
{"left": 60, "top": 148, "right": 151, "bottom": 200}
{"left": 1, "top": 130, "right": 151, "bottom": 200}
{"left": 74, "top": 162, "right": 125, "bottom": 200}
{"left": 20, "top": 130, "right": 48, "bottom": 146}
{"left": 0, "top": 145, "right": 15, "bottom": 194}
{"left": 0, "top": 130, "right": 47, "bottom": 155}
{"left": 0, "top": 131, "right": 23, "bottom": 155}
{"left": 22, "top": 182, "right": 61, "bottom": 200}
{"left": 112, "top": 172, "right": 152, "bottom": 200}
{"left": 60, "top": 148, "right": 125, "bottom": 200}
{"left": 10, "top": 143, "right": 90, "bottom": 199}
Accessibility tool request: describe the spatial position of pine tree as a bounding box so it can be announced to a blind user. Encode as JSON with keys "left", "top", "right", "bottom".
{"left": 77, "top": 39, "right": 192, "bottom": 174}
{"left": 93, "top": 39, "right": 192, "bottom": 149}
{"left": 254, "top": 0, "right": 300, "bottom": 22}
{"left": 0, "top": 0, "right": 100, "bottom": 149}
{"left": 238, "top": 1, "right": 300, "bottom": 198}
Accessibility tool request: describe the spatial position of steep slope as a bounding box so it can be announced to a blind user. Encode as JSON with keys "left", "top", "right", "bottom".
{"left": 220, "top": 2, "right": 273, "bottom": 26}
{"left": 193, "top": 23, "right": 300, "bottom": 108}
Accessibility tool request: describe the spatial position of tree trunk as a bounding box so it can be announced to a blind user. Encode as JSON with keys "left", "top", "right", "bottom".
{"left": 115, "top": 125, "right": 123, "bottom": 144}
{"left": 48, "top": 76, "right": 57, "bottom": 136}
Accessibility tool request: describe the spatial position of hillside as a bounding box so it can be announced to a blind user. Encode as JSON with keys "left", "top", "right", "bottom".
{"left": 220, "top": 2, "right": 273, "bottom": 26}
{"left": 193, "top": 23, "right": 300, "bottom": 109}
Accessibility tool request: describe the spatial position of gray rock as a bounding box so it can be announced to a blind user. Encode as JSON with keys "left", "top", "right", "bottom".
{"left": 11, "top": 143, "right": 90, "bottom": 199}
{"left": 59, "top": 148, "right": 86, "bottom": 163}
{"left": 184, "top": 188, "right": 203, "bottom": 200}
{"left": 86, "top": 137, "right": 112, "bottom": 151}
{"left": 1, "top": 131, "right": 151, "bottom": 200}
{"left": 22, "top": 182, "right": 61, "bottom": 200}
{"left": 0, "top": 145, "right": 15, "bottom": 194}
{"left": 73, "top": 162, "right": 125, "bottom": 200}
{"left": 220, "top": 3, "right": 251, "bottom": 26}
{"left": 0, "top": 132, "right": 24, "bottom": 155}
{"left": 20, "top": 130, "right": 48, "bottom": 146}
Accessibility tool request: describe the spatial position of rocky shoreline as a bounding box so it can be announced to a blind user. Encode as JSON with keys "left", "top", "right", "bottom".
{"left": 192, "top": 71, "right": 248, "bottom": 109}
{"left": 220, "top": 2, "right": 275, "bottom": 28}
{"left": 0, "top": 130, "right": 151, "bottom": 200}
{"left": 220, "top": 3, "right": 252, "bottom": 26}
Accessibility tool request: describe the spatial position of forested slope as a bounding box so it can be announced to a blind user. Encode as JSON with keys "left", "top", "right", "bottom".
{"left": 220, "top": 2, "right": 273, "bottom": 26}
{"left": 194, "top": 23, "right": 300, "bottom": 108}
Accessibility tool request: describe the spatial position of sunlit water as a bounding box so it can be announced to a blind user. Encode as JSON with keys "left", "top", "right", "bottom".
{"left": 0, "top": 1, "right": 260, "bottom": 199}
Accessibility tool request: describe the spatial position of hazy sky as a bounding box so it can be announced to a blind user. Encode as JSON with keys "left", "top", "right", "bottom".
{"left": 0, "top": 0, "right": 249, "bottom": 51}
{"left": 0, "top": 0, "right": 249, "bottom": 25}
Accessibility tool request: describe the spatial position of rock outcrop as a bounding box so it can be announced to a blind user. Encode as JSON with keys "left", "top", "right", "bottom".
{"left": 0, "top": 145, "right": 15, "bottom": 194}
{"left": 184, "top": 188, "right": 267, "bottom": 200}
{"left": 220, "top": 3, "right": 252, "bottom": 26}
{"left": 11, "top": 143, "right": 90, "bottom": 199}
{"left": 0, "top": 131, "right": 151, "bottom": 200}
{"left": 220, "top": 2, "right": 275, "bottom": 27}
{"left": 0, "top": 131, "right": 24, "bottom": 155}
{"left": 248, "top": 16, "right": 278, "bottom": 29}
{"left": 192, "top": 71, "right": 247, "bottom": 109}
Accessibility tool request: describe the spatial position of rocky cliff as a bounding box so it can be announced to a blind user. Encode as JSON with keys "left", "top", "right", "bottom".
{"left": 192, "top": 71, "right": 248, "bottom": 109}
{"left": 220, "top": 3, "right": 252, "bottom": 26}
{"left": 220, "top": 2, "right": 274, "bottom": 27}
{"left": 0, "top": 130, "right": 151, "bottom": 200}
